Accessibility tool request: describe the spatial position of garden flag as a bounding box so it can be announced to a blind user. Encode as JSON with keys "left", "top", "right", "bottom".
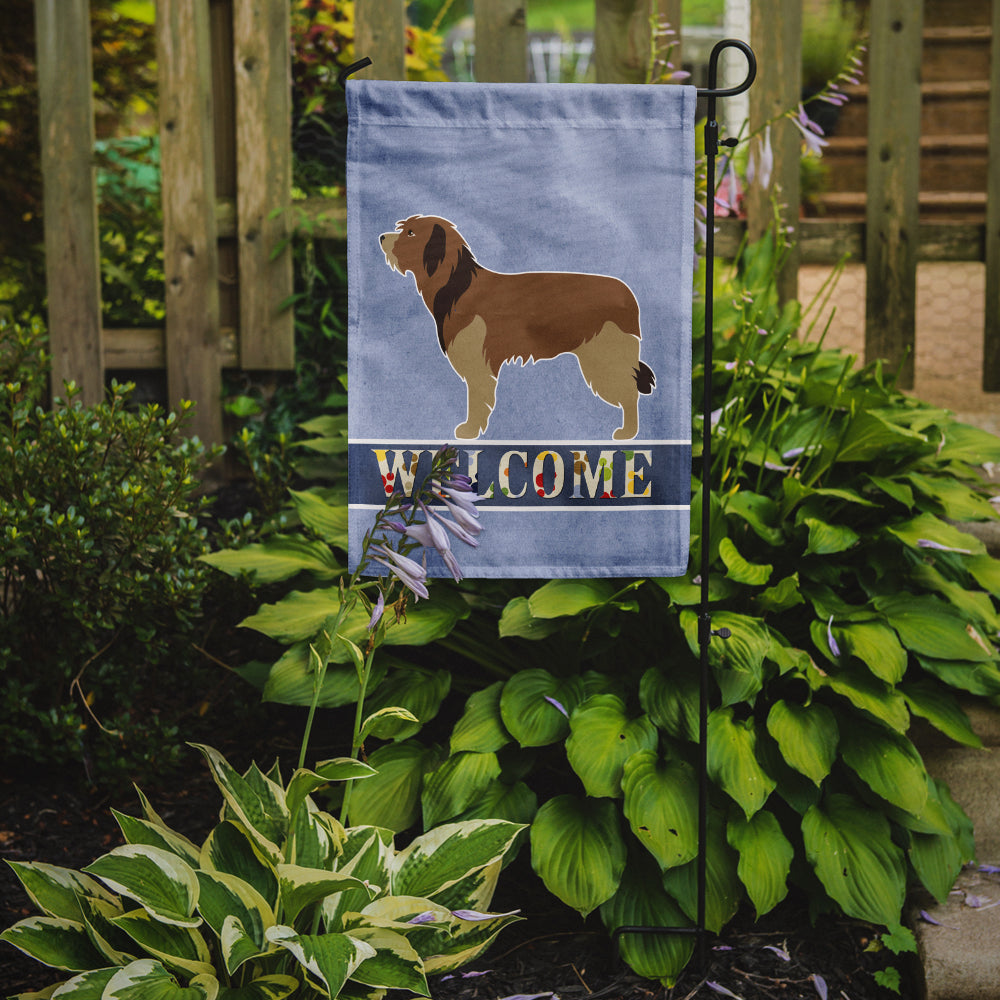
{"left": 347, "top": 80, "right": 696, "bottom": 577}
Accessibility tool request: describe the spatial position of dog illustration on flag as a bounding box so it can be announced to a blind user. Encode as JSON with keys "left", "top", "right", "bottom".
{"left": 379, "top": 215, "right": 655, "bottom": 440}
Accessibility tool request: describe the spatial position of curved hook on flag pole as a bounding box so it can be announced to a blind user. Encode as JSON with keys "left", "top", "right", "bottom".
{"left": 697, "top": 38, "right": 757, "bottom": 99}
{"left": 337, "top": 57, "right": 373, "bottom": 90}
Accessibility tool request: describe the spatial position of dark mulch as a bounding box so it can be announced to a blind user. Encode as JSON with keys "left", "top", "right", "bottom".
{"left": 1, "top": 744, "right": 914, "bottom": 1000}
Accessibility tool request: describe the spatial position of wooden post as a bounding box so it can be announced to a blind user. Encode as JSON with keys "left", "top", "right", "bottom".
{"left": 594, "top": 0, "right": 653, "bottom": 84}
{"left": 865, "top": 0, "right": 923, "bottom": 389}
{"left": 233, "top": 0, "right": 294, "bottom": 369}
{"left": 34, "top": 0, "right": 104, "bottom": 405}
{"left": 747, "top": 0, "right": 801, "bottom": 305}
{"left": 157, "top": 0, "right": 223, "bottom": 445}
{"left": 354, "top": 0, "right": 407, "bottom": 80}
{"left": 983, "top": 0, "right": 1000, "bottom": 390}
{"left": 474, "top": 0, "right": 527, "bottom": 83}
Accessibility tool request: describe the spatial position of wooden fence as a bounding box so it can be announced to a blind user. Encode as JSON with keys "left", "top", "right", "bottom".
{"left": 33, "top": 0, "right": 1000, "bottom": 445}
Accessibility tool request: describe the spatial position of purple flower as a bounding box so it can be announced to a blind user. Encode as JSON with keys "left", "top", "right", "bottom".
{"left": 451, "top": 908, "right": 520, "bottom": 921}
{"left": 747, "top": 125, "right": 773, "bottom": 190}
{"left": 432, "top": 481, "right": 483, "bottom": 520}
{"left": 367, "top": 591, "right": 385, "bottom": 631}
{"left": 763, "top": 944, "right": 790, "bottom": 961}
{"left": 791, "top": 104, "right": 829, "bottom": 156}
{"left": 371, "top": 544, "right": 429, "bottom": 600}
{"left": 706, "top": 983, "right": 742, "bottom": 999}
{"left": 544, "top": 695, "right": 569, "bottom": 718}
{"left": 812, "top": 974, "right": 828, "bottom": 1000}
{"left": 827, "top": 616, "right": 841, "bottom": 658}
{"left": 407, "top": 911, "right": 438, "bottom": 925}
{"left": 917, "top": 538, "right": 973, "bottom": 554}
{"left": 429, "top": 503, "right": 480, "bottom": 548}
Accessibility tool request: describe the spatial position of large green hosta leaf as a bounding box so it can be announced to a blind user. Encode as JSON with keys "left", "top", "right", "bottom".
{"left": 288, "top": 488, "right": 349, "bottom": 547}
{"left": 499, "top": 670, "right": 585, "bottom": 747}
{"left": 530, "top": 795, "right": 626, "bottom": 917}
{"left": 346, "top": 740, "right": 443, "bottom": 832}
{"left": 566, "top": 695, "right": 657, "bottom": 798}
{"left": 450, "top": 681, "right": 511, "bottom": 754}
{"left": 639, "top": 664, "right": 699, "bottom": 742}
{"left": 421, "top": 751, "right": 502, "bottom": 828}
{"left": 621, "top": 752, "right": 698, "bottom": 871}
{"left": 600, "top": 853, "right": 694, "bottom": 987}
{"left": 362, "top": 666, "right": 451, "bottom": 741}
{"left": 527, "top": 579, "right": 617, "bottom": 618}
{"left": 765, "top": 700, "right": 838, "bottom": 786}
{"left": 838, "top": 719, "right": 929, "bottom": 817}
{"left": 718, "top": 536, "right": 772, "bottom": 586}
{"left": 832, "top": 621, "right": 907, "bottom": 684}
{"left": 660, "top": 810, "right": 741, "bottom": 934}
{"left": 900, "top": 680, "right": 982, "bottom": 748}
{"left": 727, "top": 811, "right": 793, "bottom": 918}
{"left": 199, "top": 535, "right": 341, "bottom": 584}
{"left": 802, "top": 794, "right": 906, "bottom": 926}
{"left": 886, "top": 512, "right": 985, "bottom": 557}
{"left": 680, "top": 611, "right": 771, "bottom": 706}
{"left": 874, "top": 593, "right": 996, "bottom": 662}
{"left": 707, "top": 708, "right": 775, "bottom": 818}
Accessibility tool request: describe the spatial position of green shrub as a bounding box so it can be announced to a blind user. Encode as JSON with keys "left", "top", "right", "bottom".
{"left": 209, "top": 233, "right": 1000, "bottom": 985}
{"left": 0, "top": 317, "right": 220, "bottom": 783}
{"left": 1, "top": 743, "right": 524, "bottom": 997}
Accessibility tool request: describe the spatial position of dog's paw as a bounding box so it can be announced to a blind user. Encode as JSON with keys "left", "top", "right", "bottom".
{"left": 613, "top": 426, "right": 638, "bottom": 441}
{"left": 454, "top": 421, "right": 484, "bottom": 440}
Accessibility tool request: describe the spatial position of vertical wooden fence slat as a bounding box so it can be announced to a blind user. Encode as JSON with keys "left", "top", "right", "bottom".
{"left": 594, "top": 0, "right": 653, "bottom": 84}
{"left": 233, "top": 0, "right": 294, "bottom": 369}
{"left": 983, "top": 0, "right": 1000, "bottom": 390}
{"left": 34, "top": 0, "right": 104, "bottom": 405}
{"left": 157, "top": 0, "right": 223, "bottom": 445}
{"left": 746, "top": 0, "right": 801, "bottom": 305}
{"left": 864, "top": 0, "right": 923, "bottom": 389}
{"left": 474, "top": 0, "right": 527, "bottom": 82}
{"left": 354, "top": 0, "right": 407, "bottom": 80}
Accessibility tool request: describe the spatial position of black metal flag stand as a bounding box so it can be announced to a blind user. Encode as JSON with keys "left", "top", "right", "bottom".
{"left": 340, "top": 37, "right": 758, "bottom": 974}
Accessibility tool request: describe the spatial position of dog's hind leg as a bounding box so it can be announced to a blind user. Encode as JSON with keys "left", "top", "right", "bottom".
{"left": 449, "top": 316, "right": 497, "bottom": 439}
{"left": 574, "top": 322, "right": 649, "bottom": 440}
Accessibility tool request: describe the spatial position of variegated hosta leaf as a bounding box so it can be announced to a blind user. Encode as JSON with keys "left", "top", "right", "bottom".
{"left": 802, "top": 793, "right": 906, "bottom": 926}
{"left": 391, "top": 820, "right": 524, "bottom": 901}
{"left": 727, "top": 810, "right": 793, "bottom": 918}
{"left": 83, "top": 846, "right": 200, "bottom": 928}
{"left": 661, "top": 811, "right": 742, "bottom": 934}
{"left": 621, "top": 751, "right": 699, "bottom": 871}
{"left": 838, "top": 718, "right": 929, "bottom": 817}
{"left": 765, "top": 700, "right": 838, "bottom": 786}
{"left": 707, "top": 707, "right": 776, "bottom": 818}
{"left": 288, "top": 802, "right": 343, "bottom": 870}
{"left": 277, "top": 865, "right": 375, "bottom": 925}
{"left": 214, "top": 974, "right": 299, "bottom": 1000}
{"left": 78, "top": 894, "right": 136, "bottom": 966}
{"left": 599, "top": 854, "right": 694, "bottom": 987}
{"left": 421, "top": 751, "right": 502, "bottom": 829}
{"left": 499, "top": 669, "right": 585, "bottom": 747}
{"left": 425, "top": 859, "right": 501, "bottom": 915}
{"left": 190, "top": 745, "right": 287, "bottom": 863}
{"left": 0, "top": 916, "right": 107, "bottom": 971}
{"left": 422, "top": 907, "right": 522, "bottom": 975}
{"left": 450, "top": 681, "right": 511, "bottom": 754}
{"left": 112, "top": 811, "right": 201, "bottom": 868}
{"left": 323, "top": 829, "right": 393, "bottom": 931}
{"left": 347, "top": 740, "right": 443, "bottom": 833}
{"left": 529, "top": 795, "right": 626, "bottom": 917}
{"left": 200, "top": 822, "right": 278, "bottom": 910}
{"left": 345, "top": 926, "right": 429, "bottom": 995}
{"left": 195, "top": 871, "right": 274, "bottom": 974}
{"left": 46, "top": 966, "right": 118, "bottom": 997}
{"left": 110, "top": 908, "right": 214, "bottom": 978}
{"left": 102, "top": 958, "right": 218, "bottom": 999}
{"left": 4, "top": 861, "right": 118, "bottom": 922}
{"left": 565, "top": 695, "right": 658, "bottom": 799}
{"left": 265, "top": 925, "right": 375, "bottom": 998}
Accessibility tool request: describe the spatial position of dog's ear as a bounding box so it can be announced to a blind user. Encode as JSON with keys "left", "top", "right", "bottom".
{"left": 423, "top": 224, "right": 448, "bottom": 277}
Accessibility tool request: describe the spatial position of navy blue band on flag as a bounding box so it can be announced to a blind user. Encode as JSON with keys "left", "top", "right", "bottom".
{"left": 348, "top": 441, "right": 691, "bottom": 510}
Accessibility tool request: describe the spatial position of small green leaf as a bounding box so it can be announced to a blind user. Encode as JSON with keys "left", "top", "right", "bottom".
{"left": 901, "top": 680, "right": 982, "bottom": 748}
{"left": 839, "top": 718, "right": 929, "bottom": 817}
{"left": 527, "top": 579, "right": 616, "bottom": 618}
{"left": 803, "top": 517, "right": 859, "bottom": 556}
{"left": 639, "top": 664, "right": 699, "bottom": 742}
{"left": 288, "top": 488, "right": 348, "bottom": 547}
{"left": 421, "top": 751, "right": 502, "bottom": 828}
{"left": 707, "top": 708, "right": 776, "bottom": 818}
{"left": 874, "top": 594, "right": 994, "bottom": 662}
{"left": 346, "top": 740, "right": 442, "bottom": 832}
{"left": 450, "top": 682, "right": 511, "bottom": 754}
{"left": 497, "top": 597, "right": 563, "bottom": 639}
{"left": 200, "top": 536, "right": 341, "bottom": 584}
{"left": 727, "top": 811, "right": 793, "bottom": 917}
{"left": 718, "top": 537, "right": 772, "bottom": 586}
{"left": 765, "top": 700, "right": 838, "bottom": 786}
{"left": 499, "top": 670, "right": 584, "bottom": 747}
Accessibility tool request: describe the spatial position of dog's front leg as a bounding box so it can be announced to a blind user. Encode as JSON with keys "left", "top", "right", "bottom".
{"left": 449, "top": 317, "right": 496, "bottom": 439}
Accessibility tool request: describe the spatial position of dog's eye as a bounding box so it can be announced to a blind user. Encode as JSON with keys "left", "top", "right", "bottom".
{"left": 407, "top": 230, "right": 415, "bottom": 236}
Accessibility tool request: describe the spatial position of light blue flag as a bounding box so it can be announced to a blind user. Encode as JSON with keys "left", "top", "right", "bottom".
{"left": 347, "top": 80, "right": 695, "bottom": 578}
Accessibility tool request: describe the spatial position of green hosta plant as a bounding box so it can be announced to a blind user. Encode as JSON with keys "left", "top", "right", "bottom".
{"left": 341, "top": 235, "right": 998, "bottom": 985}
{"left": 1, "top": 743, "right": 523, "bottom": 999}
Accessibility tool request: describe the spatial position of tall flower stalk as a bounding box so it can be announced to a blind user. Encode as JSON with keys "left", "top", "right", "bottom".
{"left": 294, "top": 446, "right": 482, "bottom": 822}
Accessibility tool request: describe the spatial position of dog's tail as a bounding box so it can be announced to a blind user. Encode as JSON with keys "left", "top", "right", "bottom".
{"left": 634, "top": 361, "right": 656, "bottom": 395}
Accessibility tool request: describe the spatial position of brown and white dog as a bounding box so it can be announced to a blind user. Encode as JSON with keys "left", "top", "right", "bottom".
{"left": 379, "top": 215, "right": 655, "bottom": 440}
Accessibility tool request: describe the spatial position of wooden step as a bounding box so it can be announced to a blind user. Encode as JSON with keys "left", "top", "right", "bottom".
{"left": 831, "top": 80, "right": 991, "bottom": 138}
{"left": 922, "top": 25, "right": 992, "bottom": 83}
{"left": 822, "top": 134, "right": 988, "bottom": 193}
{"left": 813, "top": 190, "right": 987, "bottom": 222}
